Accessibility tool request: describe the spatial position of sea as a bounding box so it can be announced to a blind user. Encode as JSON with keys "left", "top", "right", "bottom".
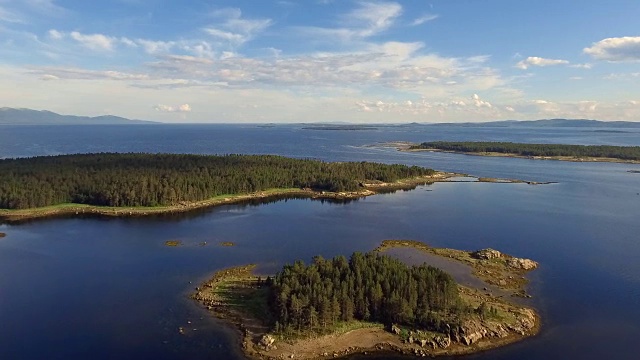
{"left": 0, "top": 124, "right": 639, "bottom": 360}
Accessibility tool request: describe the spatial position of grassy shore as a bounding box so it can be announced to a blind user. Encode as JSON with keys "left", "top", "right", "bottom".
{"left": 192, "top": 240, "right": 540, "bottom": 360}
{"left": 0, "top": 174, "right": 455, "bottom": 222}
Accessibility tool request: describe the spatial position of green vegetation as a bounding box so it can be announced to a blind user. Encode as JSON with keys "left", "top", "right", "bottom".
{"left": 411, "top": 141, "right": 640, "bottom": 161}
{"left": 268, "top": 252, "right": 465, "bottom": 336}
{"left": 0, "top": 153, "right": 434, "bottom": 209}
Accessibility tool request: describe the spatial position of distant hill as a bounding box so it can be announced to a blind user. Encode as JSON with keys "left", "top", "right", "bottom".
{"left": 429, "top": 119, "right": 640, "bottom": 128}
{"left": 0, "top": 108, "right": 156, "bottom": 125}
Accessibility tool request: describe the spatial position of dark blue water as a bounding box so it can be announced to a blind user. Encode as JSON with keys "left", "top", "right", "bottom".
{"left": 1, "top": 124, "right": 639, "bottom": 360}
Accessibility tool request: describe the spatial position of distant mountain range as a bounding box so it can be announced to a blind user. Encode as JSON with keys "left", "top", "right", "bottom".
{"left": 1, "top": 107, "right": 639, "bottom": 128}
{"left": 0, "top": 108, "right": 155, "bottom": 125}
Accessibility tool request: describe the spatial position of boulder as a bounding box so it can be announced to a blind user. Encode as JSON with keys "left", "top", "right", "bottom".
{"left": 473, "top": 249, "right": 502, "bottom": 260}
{"left": 434, "top": 335, "right": 451, "bottom": 349}
{"left": 507, "top": 258, "right": 538, "bottom": 270}
{"left": 260, "top": 334, "right": 276, "bottom": 348}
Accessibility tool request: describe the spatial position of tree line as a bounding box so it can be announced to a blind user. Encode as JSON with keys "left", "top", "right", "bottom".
{"left": 267, "top": 252, "right": 463, "bottom": 334}
{"left": 412, "top": 141, "right": 640, "bottom": 160}
{"left": 0, "top": 153, "right": 435, "bottom": 209}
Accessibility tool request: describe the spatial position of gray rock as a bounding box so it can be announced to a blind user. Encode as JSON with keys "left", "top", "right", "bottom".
{"left": 473, "top": 249, "right": 502, "bottom": 260}
{"left": 506, "top": 258, "right": 538, "bottom": 270}
{"left": 260, "top": 334, "right": 276, "bottom": 348}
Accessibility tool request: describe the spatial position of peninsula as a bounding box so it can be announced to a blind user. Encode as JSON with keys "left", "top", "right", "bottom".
{"left": 407, "top": 141, "right": 640, "bottom": 163}
{"left": 0, "top": 153, "right": 451, "bottom": 222}
{"left": 193, "top": 240, "right": 539, "bottom": 359}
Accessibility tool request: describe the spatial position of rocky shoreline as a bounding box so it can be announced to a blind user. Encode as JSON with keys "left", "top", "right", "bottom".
{"left": 192, "top": 241, "right": 540, "bottom": 359}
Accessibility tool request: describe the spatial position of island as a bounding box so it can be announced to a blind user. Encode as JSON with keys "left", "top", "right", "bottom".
{"left": 192, "top": 240, "right": 539, "bottom": 359}
{"left": 0, "top": 153, "right": 456, "bottom": 222}
{"left": 404, "top": 141, "right": 640, "bottom": 163}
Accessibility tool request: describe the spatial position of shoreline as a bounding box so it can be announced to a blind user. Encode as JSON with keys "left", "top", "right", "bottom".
{"left": 192, "top": 241, "right": 540, "bottom": 359}
{"left": 375, "top": 141, "right": 640, "bottom": 164}
{"left": 0, "top": 174, "right": 450, "bottom": 222}
{"left": 0, "top": 172, "right": 553, "bottom": 223}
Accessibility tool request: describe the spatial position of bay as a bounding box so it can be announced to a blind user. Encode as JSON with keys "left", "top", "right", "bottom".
{"left": 1, "top": 124, "right": 639, "bottom": 359}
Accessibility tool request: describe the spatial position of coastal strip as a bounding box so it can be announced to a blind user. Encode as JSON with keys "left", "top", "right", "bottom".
{"left": 192, "top": 241, "right": 540, "bottom": 359}
{"left": 0, "top": 174, "right": 454, "bottom": 222}
{"left": 388, "top": 141, "right": 640, "bottom": 164}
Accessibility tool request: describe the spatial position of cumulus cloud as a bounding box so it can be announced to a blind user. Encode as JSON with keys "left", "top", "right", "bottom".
{"left": 355, "top": 94, "right": 498, "bottom": 117}
{"left": 584, "top": 36, "right": 640, "bottom": 62}
{"left": 154, "top": 104, "right": 192, "bottom": 112}
{"left": 515, "top": 56, "right": 569, "bottom": 70}
{"left": 69, "top": 31, "right": 117, "bottom": 51}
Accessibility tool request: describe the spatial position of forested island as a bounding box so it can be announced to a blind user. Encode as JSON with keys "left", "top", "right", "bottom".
{"left": 193, "top": 241, "right": 539, "bottom": 359}
{"left": 408, "top": 141, "right": 640, "bottom": 163}
{"left": 0, "top": 153, "right": 443, "bottom": 221}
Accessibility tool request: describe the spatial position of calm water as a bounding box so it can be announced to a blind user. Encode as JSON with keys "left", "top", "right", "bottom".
{"left": 1, "top": 124, "right": 640, "bottom": 360}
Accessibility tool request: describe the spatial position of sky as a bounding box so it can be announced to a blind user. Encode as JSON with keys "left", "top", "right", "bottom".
{"left": 1, "top": 0, "right": 639, "bottom": 123}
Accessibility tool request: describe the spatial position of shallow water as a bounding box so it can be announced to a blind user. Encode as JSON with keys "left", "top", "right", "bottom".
{"left": 1, "top": 124, "right": 640, "bottom": 359}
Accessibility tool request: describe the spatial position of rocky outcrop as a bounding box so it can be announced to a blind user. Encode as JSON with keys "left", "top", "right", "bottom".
{"left": 449, "top": 308, "right": 537, "bottom": 346}
{"left": 260, "top": 334, "right": 276, "bottom": 349}
{"left": 473, "top": 248, "right": 502, "bottom": 260}
{"left": 507, "top": 257, "right": 538, "bottom": 270}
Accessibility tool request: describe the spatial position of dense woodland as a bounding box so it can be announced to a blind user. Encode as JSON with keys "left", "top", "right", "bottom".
{"left": 0, "top": 153, "right": 434, "bottom": 209}
{"left": 267, "top": 252, "right": 463, "bottom": 334}
{"left": 412, "top": 141, "right": 640, "bottom": 161}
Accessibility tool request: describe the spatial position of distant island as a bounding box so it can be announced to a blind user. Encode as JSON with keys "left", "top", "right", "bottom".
{"left": 193, "top": 240, "right": 539, "bottom": 359}
{"left": 0, "top": 107, "right": 155, "bottom": 125}
{"left": 302, "top": 125, "right": 379, "bottom": 131}
{"left": 425, "top": 119, "right": 640, "bottom": 128}
{"left": 406, "top": 141, "right": 640, "bottom": 163}
{"left": 0, "top": 153, "right": 452, "bottom": 221}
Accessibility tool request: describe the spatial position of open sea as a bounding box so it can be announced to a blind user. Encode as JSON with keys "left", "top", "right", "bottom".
{"left": 1, "top": 124, "right": 639, "bottom": 360}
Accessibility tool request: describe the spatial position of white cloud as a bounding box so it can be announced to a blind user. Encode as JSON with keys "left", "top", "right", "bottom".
{"left": 40, "top": 74, "right": 59, "bottom": 81}
{"left": 296, "top": 1, "right": 402, "bottom": 42}
{"left": 0, "top": 6, "right": 23, "bottom": 23}
{"left": 569, "top": 63, "right": 592, "bottom": 69}
{"left": 70, "top": 31, "right": 116, "bottom": 51}
{"left": 24, "top": 0, "right": 67, "bottom": 15}
{"left": 346, "top": 1, "right": 402, "bottom": 37}
{"left": 136, "top": 39, "right": 175, "bottom": 54}
{"left": 204, "top": 8, "right": 271, "bottom": 47}
{"left": 30, "top": 67, "right": 149, "bottom": 81}
{"left": 515, "top": 56, "right": 569, "bottom": 70}
{"left": 584, "top": 36, "right": 640, "bottom": 62}
{"left": 154, "top": 104, "right": 192, "bottom": 112}
{"left": 48, "top": 29, "right": 64, "bottom": 39}
{"left": 410, "top": 14, "right": 439, "bottom": 26}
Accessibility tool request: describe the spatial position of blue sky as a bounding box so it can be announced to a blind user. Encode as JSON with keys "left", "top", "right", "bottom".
{"left": 1, "top": 0, "right": 639, "bottom": 123}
